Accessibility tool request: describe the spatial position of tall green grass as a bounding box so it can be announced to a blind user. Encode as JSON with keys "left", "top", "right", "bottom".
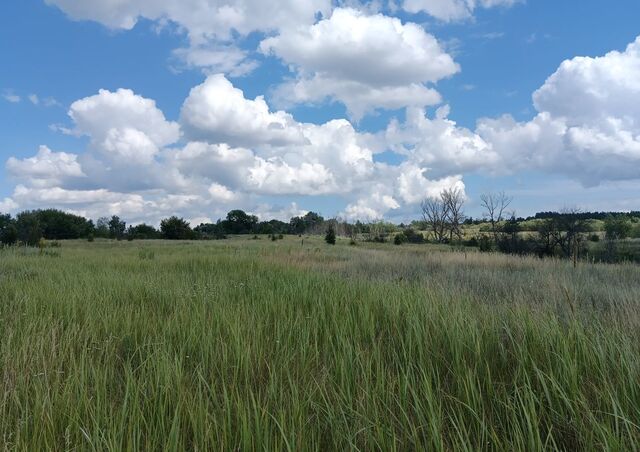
{"left": 1, "top": 237, "right": 639, "bottom": 450}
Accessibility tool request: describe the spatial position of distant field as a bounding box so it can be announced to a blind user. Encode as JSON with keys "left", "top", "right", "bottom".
{"left": 1, "top": 237, "right": 640, "bottom": 450}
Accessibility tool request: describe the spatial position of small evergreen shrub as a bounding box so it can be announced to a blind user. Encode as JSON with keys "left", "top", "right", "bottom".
{"left": 325, "top": 226, "right": 336, "bottom": 245}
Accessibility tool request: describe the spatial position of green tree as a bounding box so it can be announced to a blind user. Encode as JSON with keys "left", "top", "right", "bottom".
{"left": 127, "top": 223, "right": 160, "bottom": 240}
{"left": 108, "top": 216, "right": 126, "bottom": 240}
{"left": 325, "top": 225, "right": 336, "bottom": 245}
{"left": 0, "top": 214, "right": 18, "bottom": 245}
{"left": 33, "top": 209, "right": 93, "bottom": 239}
{"left": 221, "top": 210, "right": 258, "bottom": 234}
{"left": 16, "top": 211, "right": 43, "bottom": 246}
{"left": 95, "top": 217, "right": 110, "bottom": 238}
{"left": 160, "top": 216, "right": 194, "bottom": 240}
{"left": 193, "top": 223, "right": 225, "bottom": 240}
{"left": 604, "top": 215, "right": 632, "bottom": 241}
{"left": 289, "top": 211, "right": 325, "bottom": 234}
{"left": 255, "top": 219, "right": 289, "bottom": 235}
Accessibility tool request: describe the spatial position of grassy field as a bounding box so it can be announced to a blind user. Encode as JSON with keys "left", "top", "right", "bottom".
{"left": 1, "top": 237, "right": 640, "bottom": 450}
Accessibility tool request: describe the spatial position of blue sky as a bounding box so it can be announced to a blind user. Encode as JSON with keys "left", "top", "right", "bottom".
{"left": 1, "top": 0, "right": 639, "bottom": 224}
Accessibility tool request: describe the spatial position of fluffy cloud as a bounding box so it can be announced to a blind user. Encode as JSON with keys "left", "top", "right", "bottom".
{"left": 476, "top": 36, "right": 640, "bottom": 185}
{"left": 64, "top": 89, "right": 183, "bottom": 184}
{"left": 532, "top": 37, "right": 640, "bottom": 125}
{"left": 382, "top": 36, "right": 640, "bottom": 186}
{"left": 271, "top": 78, "right": 442, "bottom": 121}
{"left": 70, "top": 88, "right": 180, "bottom": 148}
{"left": 208, "top": 183, "right": 239, "bottom": 203}
{"left": 341, "top": 169, "right": 465, "bottom": 220}
{"left": 395, "top": 166, "right": 465, "bottom": 204}
{"left": 247, "top": 160, "right": 335, "bottom": 195}
{"left": 172, "top": 141, "right": 255, "bottom": 189}
{"left": 3, "top": 88, "right": 196, "bottom": 220}
{"left": 234, "top": 116, "right": 376, "bottom": 196}
{"left": 402, "top": 0, "right": 519, "bottom": 22}
{"left": 46, "top": 0, "right": 329, "bottom": 38}
{"left": 6, "top": 146, "right": 85, "bottom": 188}
{"left": 385, "top": 106, "right": 497, "bottom": 176}
{"left": 54, "top": 88, "right": 187, "bottom": 193}
{"left": 341, "top": 189, "right": 401, "bottom": 221}
{"left": 180, "top": 75, "right": 307, "bottom": 147}
{"left": 46, "top": 0, "right": 330, "bottom": 74}
{"left": 261, "top": 8, "right": 458, "bottom": 86}
{"left": 261, "top": 8, "right": 458, "bottom": 118}
{"left": 179, "top": 74, "right": 377, "bottom": 196}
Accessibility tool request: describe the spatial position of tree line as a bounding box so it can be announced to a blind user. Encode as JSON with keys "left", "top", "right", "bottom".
{"left": 0, "top": 207, "right": 436, "bottom": 246}
{"left": 1, "top": 201, "right": 639, "bottom": 264}
{"left": 0, "top": 209, "right": 331, "bottom": 246}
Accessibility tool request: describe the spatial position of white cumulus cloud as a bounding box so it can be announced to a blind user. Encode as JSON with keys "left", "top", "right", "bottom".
{"left": 476, "top": 36, "right": 640, "bottom": 185}
{"left": 180, "top": 74, "right": 307, "bottom": 147}
{"left": 6, "top": 146, "right": 86, "bottom": 188}
{"left": 261, "top": 8, "right": 458, "bottom": 119}
{"left": 70, "top": 88, "right": 180, "bottom": 148}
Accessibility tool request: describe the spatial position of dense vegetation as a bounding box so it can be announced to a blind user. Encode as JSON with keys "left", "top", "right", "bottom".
{"left": 1, "top": 238, "right": 639, "bottom": 449}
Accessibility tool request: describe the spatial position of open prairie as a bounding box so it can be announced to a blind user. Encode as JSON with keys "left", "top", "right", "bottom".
{"left": 1, "top": 237, "right": 639, "bottom": 450}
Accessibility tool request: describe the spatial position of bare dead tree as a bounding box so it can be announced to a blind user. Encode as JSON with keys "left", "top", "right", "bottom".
{"left": 421, "top": 196, "right": 450, "bottom": 243}
{"left": 421, "top": 187, "right": 465, "bottom": 243}
{"left": 480, "top": 191, "right": 513, "bottom": 243}
{"left": 441, "top": 187, "right": 465, "bottom": 242}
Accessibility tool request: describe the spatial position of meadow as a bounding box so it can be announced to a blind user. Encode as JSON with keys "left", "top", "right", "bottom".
{"left": 1, "top": 236, "right": 640, "bottom": 450}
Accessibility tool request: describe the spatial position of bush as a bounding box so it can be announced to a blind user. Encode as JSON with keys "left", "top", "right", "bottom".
{"left": 87, "top": 233, "right": 95, "bottom": 242}
{"left": 589, "top": 234, "right": 600, "bottom": 242}
{"left": 1, "top": 225, "right": 18, "bottom": 246}
{"left": 478, "top": 235, "right": 493, "bottom": 252}
{"left": 402, "top": 228, "right": 425, "bottom": 244}
{"left": 325, "top": 225, "right": 336, "bottom": 245}
{"left": 128, "top": 223, "right": 160, "bottom": 240}
{"left": 464, "top": 237, "right": 479, "bottom": 247}
{"left": 604, "top": 215, "right": 632, "bottom": 241}
{"left": 394, "top": 234, "right": 405, "bottom": 245}
{"left": 365, "top": 234, "right": 387, "bottom": 243}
